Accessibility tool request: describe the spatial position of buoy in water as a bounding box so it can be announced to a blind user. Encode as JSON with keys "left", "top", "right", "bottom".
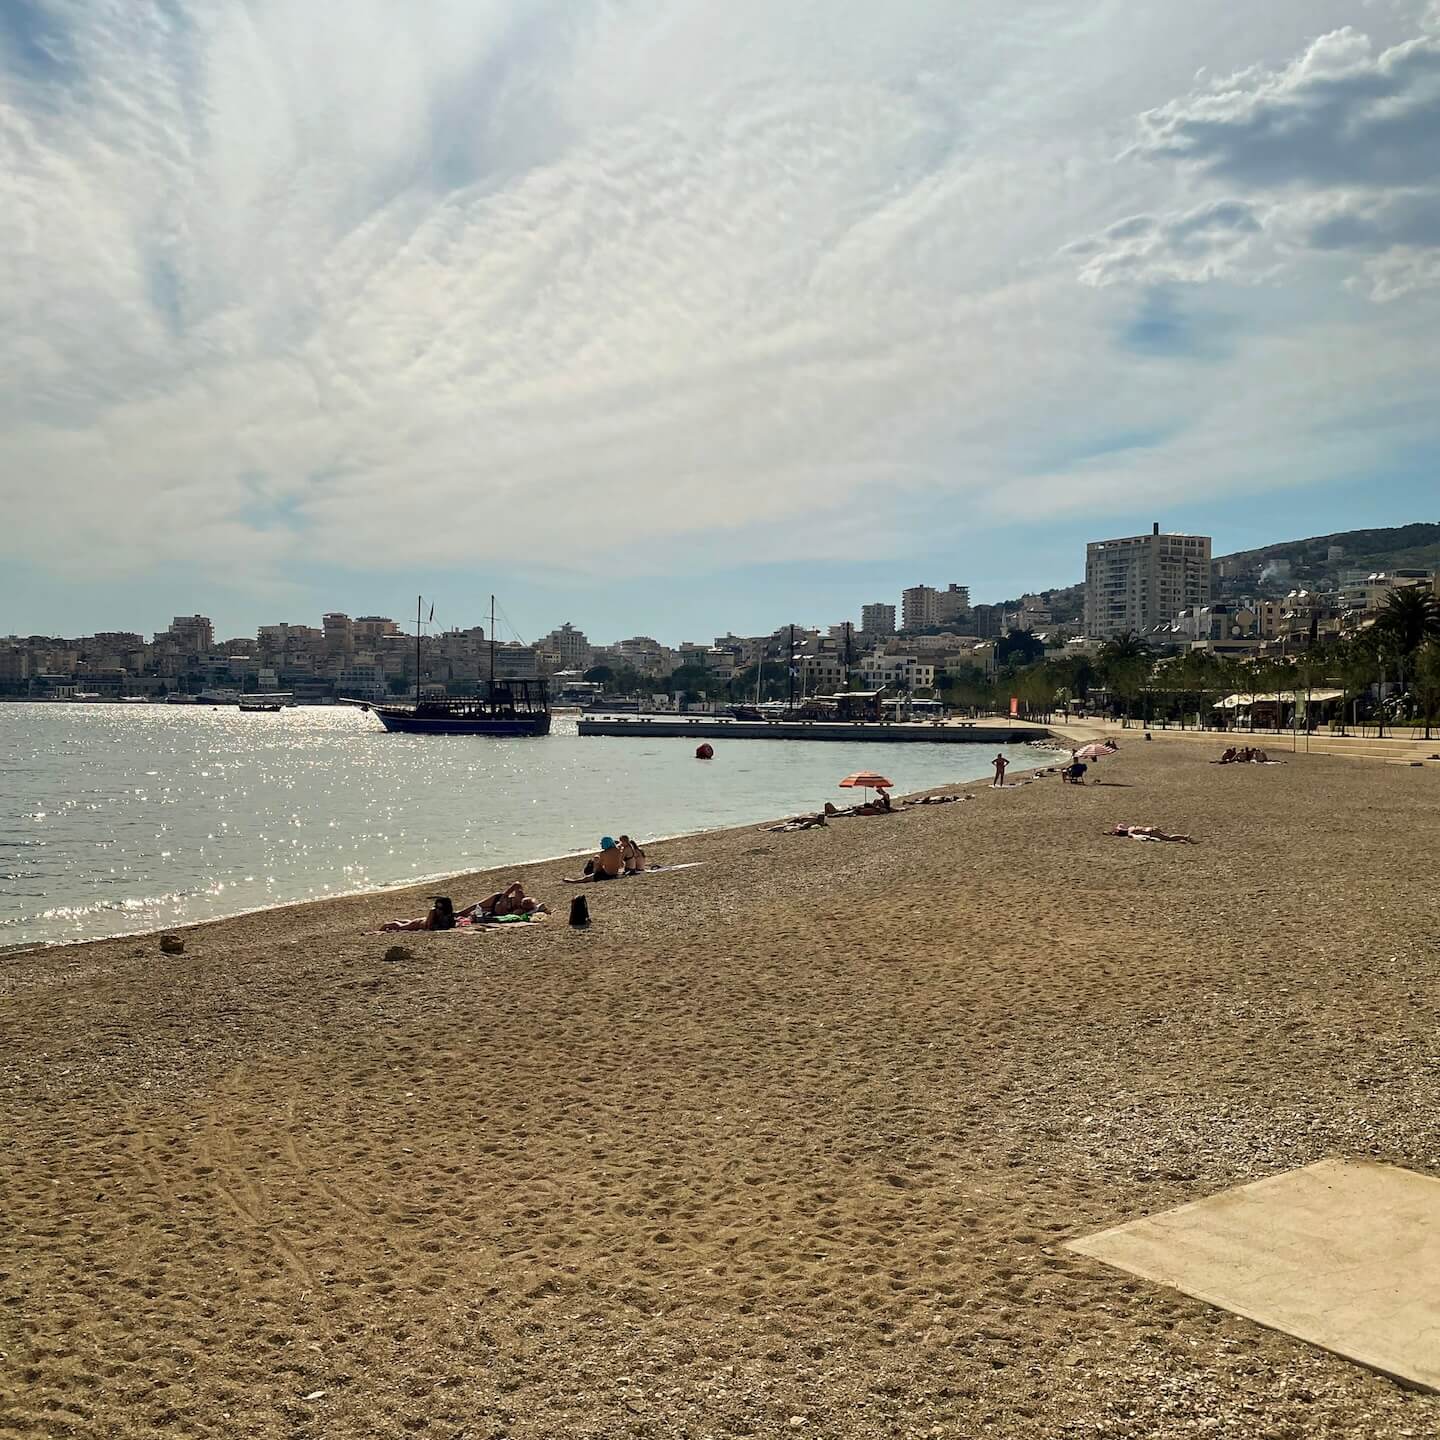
{"left": 696, "top": 743, "right": 714, "bottom": 760}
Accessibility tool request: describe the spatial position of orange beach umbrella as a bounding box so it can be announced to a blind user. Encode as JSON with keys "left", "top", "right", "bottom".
{"left": 839, "top": 771, "right": 894, "bottom": 793}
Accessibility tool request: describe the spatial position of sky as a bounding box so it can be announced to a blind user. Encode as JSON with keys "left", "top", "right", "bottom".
{"left": 2, "top": 0, "right": 1438, "bottom": 646}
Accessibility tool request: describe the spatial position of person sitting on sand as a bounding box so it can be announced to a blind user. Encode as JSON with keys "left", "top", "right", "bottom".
{"left": 566, "top": 838, "right": 627, "bottom": 882}
{"left": 1105, "top": 824, "right": 1197, "bottom": 844}
{"left": 617, "top": 835, "right": 647, "bottom": 872}
{"left": 381, "top": 896, "right": 456, "bottom": 932}
{"left": 1215, "top": 747, "right": 1238, "bottom": 764}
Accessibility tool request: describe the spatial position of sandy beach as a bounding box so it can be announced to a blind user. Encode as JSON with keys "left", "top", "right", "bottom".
{"left": 3, "top": 738, "right": 1439, "bottom": 1439}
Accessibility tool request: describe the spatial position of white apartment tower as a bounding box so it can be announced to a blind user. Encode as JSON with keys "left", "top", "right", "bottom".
{"left": 1084, "top": 523, "right": 1212, "bottom": 639}
{"left": 861, "top": 602, "right": 896, "bottom": 636}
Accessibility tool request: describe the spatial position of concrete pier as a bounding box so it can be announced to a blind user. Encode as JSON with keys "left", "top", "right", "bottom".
{"left": 576, "top": 716, "right": 1049, "bottom": 744}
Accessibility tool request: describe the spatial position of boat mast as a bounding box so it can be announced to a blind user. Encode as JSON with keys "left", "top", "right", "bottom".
{"left": 788, "top": 624, "right": 795, "bottom": 712}
{"left": 489, "top": 595, "right": 496, "bottom": 698}
{"left": 415, "top": 595, "right": 422, "bottom": 706}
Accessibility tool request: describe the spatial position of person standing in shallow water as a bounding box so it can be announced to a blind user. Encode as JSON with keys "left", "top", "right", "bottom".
{"left": 992, "top": 753, "right": 1008, "bottom": 787}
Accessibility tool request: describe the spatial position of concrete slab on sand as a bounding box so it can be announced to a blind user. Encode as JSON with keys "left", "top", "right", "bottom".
{"left": 1067, "top": 1158, "right": 1440, "bottom": 1391}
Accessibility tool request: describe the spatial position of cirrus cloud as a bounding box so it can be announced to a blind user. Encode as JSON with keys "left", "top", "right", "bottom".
{"left": 0, "top": 0, "right": 1438, "bottom": 639}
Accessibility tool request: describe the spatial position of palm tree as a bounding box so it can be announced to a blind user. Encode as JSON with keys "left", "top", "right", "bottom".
{"left": 1374, "top": 588, "right": 1440, "bottom": 735}
{"left": 1097, "top": 631, "right": 1151, "bottom": 724}
{"left": 1097, "top": 630, "right": 1147, "bottom": 665}
{"left": 1377, "top": 586, "right": 1440, "bottom": 659}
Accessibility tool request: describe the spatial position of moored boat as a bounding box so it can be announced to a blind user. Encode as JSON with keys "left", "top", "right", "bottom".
{"left": 344, "top": 594, "right": 551, "bottom": 737}
{"left": 365, "top": 681, "right": 551, "bottom": 736}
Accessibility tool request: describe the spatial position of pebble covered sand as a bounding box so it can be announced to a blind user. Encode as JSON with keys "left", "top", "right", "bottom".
{"left": 3, "top": 737, "right": 1439, "bottom": 1438}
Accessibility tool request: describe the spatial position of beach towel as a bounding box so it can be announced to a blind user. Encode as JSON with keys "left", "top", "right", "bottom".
{"left": 563, "top": 861, "right": 705, "bottom": 883}
{"left": 465, "top": 912, "right": 549, "bottom": 930}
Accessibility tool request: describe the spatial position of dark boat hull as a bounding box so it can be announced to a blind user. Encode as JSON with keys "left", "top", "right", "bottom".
{"left": 373, "top": 708, "right": 552, "bottom": 736}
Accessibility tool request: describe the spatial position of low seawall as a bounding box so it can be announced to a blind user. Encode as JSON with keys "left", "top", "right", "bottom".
{"left": 577, "top": 717, "right": 1048, "bottom": 744}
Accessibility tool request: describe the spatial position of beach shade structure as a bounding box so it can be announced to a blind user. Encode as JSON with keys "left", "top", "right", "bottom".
{"left": 1073, "top": 744, "right": 1114, "bottom": 762}
{"left": 839, "top": 771, "right": 894, "bottom": 795}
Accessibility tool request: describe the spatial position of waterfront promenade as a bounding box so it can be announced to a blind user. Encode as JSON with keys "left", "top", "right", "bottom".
{"left": 577, "top": 715, "right": 1048, "bottom": 743}
{"left": 2, "top": 744, "right": 1438, "bottom": 1437}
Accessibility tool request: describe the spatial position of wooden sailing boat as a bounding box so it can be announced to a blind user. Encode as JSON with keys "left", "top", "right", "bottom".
{"left": 354, "top": 596, "right": 551, "bottom": 736}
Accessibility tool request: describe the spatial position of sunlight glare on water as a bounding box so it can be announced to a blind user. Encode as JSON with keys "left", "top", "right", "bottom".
{"left": 0, "top": 705, "right": 1040, "bottom": 947}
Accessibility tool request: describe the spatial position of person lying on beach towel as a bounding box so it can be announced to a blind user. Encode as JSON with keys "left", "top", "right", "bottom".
{"left": 381, "top": 896, "right": 456, "bottom": 931}
{"left": 1106, "top": 824, "right": 1197, "bottom": 844}
{"left": 766, "top": 812, "right": 828, "bottom": 832}
{"left": 461, "top": 908, "right": 549, "bottom": 928}
{"left": 902, "top": 793, "right": 967, "bottom": 806}
{"left": 458, "top": 881, "right": 548, "bottom": 920}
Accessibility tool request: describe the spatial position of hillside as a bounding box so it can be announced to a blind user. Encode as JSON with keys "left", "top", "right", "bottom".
{"left": 1213, "top": 522, "right": 1440, "bottom": 595}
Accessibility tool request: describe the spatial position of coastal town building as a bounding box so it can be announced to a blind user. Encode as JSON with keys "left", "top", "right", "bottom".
{"left": 1341, "top": 570, "right": 1436, "bottom": 614}
{"left": 858, "top": 651, "right": 935, "bottom": 693}
{"left": 1084, "top": 524, "right": 1212, "bottom": 639}
{"left": 860, "top": 603, "right": 896, "bottom": 636}
{"left": 901, "top": 585, "right": 939, "bottom": 631}
{"left": 353, "top": 616, "right": 401, "bottom": 644}
{"left": 322, "top": 612, "right": 357, "bottom": 656}
{"left": 166, "top": 615, "right": 214, "bottom": 656}
{"left": 598, "top": 636, "right": 676, "bottom": 678}
{"left": 537, "top": 623, "right": 592, "bottom": 673}
{"left": 968, "top": 604, "right": 1003, "bottom": 639}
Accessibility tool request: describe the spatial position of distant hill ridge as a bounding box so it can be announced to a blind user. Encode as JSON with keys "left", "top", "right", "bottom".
{"left": 1213, "top": 522, "right": 1440, "bottom": 578}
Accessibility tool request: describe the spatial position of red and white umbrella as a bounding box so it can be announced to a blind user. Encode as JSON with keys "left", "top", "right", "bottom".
{"left": 1074, "top": 744, "right": 1114, "bottom": 762}
{"left": 839, "top": 771, "right": 894, "bottom": 794}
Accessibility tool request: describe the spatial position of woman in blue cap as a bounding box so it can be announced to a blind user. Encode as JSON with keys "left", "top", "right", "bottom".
{"left": 569, "top": 836, "right": 626, "bottom": 883}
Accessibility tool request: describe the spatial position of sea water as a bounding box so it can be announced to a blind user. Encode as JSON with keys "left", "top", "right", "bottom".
{"left": 1, "top": 705, "right": 1040, "bottom": 948}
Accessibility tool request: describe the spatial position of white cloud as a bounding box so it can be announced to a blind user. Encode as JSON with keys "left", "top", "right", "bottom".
{"left": 0, "top": 0, "right": 1438, "bottom": 620}
{"left": 1066, "top": 201, "right": 1266, "bottom": 287}
{"left": 1070, "top": 19, "right": 1440, "bottom": 298}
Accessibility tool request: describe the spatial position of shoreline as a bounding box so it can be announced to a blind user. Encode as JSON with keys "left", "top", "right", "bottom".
{"left": 3, "top": 749, "right": 1062, "bottom": 959}
{"left": 6, "top": 742, "right": 1437, "bottom": 1436}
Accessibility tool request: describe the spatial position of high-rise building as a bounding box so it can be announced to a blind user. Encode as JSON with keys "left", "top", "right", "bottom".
{"left": 539, "top": 623, "right": 592, "bottom": 671}
{"left": 165, "top": 615, "right": 214, "bottom": 655}
{"left": 936, "top": 584, "right": 971, "bottom": 624}
{"left": 861, "top": 603, "right": 896, "bottom": 636}
{"left": 323, "top": 612, "right": 355, "bottom": 655}
{"left": 901, "top": 585, "right": 939, "bottom": 631}
{"left": 901, "top": 583, "right": 968, "bottom": 631}
{"left": 353, "top": 616, "right": 400, "bottom": 644}
{"left": 1084, "top": 523, "right": 1212, "bottom": 638}
{"left": 970, "top": 604, "right": 1003, "bottom": 639}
